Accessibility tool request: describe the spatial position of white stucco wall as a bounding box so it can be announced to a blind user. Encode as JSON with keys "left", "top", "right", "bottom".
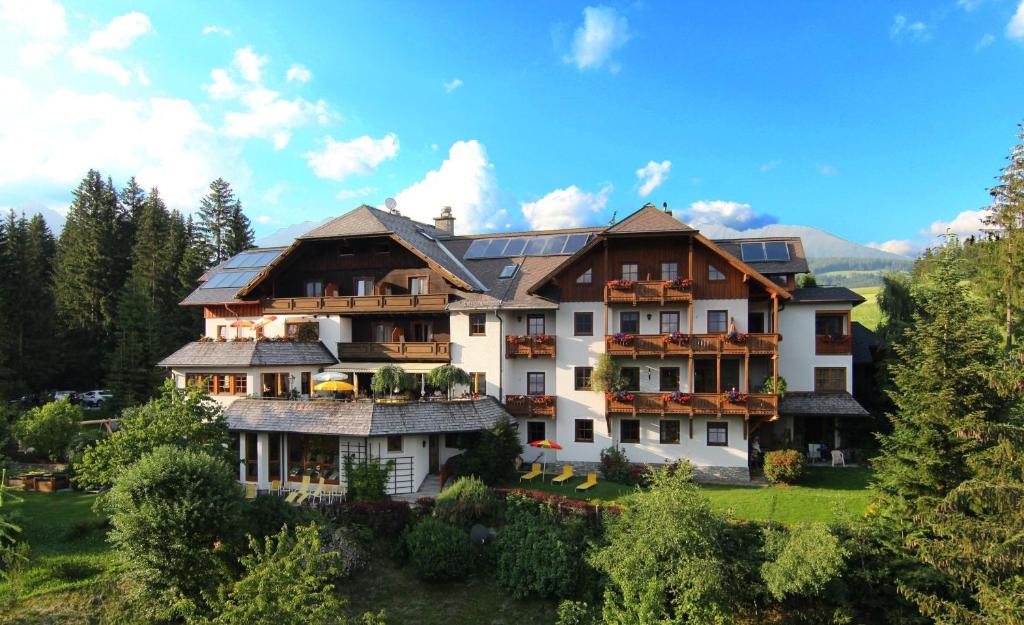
{"left": 691, "top": 299, "right": 749, "bottom": 333}
{"left": 449, "top": 311, "right": 503, "bottom": 398}
{"left": 611, "top": 415, "right": 748, "bottom": 467}
{"left": 778, "top": 302, "right": 854, "bottom": 392}
{"left": 551, "top": 302, "right": 608, "bottom": 462}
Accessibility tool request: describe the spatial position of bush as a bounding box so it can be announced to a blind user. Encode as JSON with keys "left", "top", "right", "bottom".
{"left": 330, "top": 500, "right": 412, "bottom": 538}
{"left": 599, "top": 446, "right": 632, "bottom": 483}
{"left": 242, "top": 494, "right": 306, "bottom": 544}
{"left": 556, "top": 600, "right": 602, "bottom": 625}
{"left": 434, "top": 476, "right": 498, "bottom": 527}
{"left": 104, "top": 445, "right": 244, "bottom": 618}
{"left": 763, "top": 449, "right": 805, "bottom": 484}
{"left": 761, "top": 523, "right": 848, "bottom": 601}
{"left": 495, "top": 494, "right": 588, "bottom": 599}
{"left": 456, "top": 416, "right": 522, "bottom": 485}
{"left": 344, "top": 456, "right": 393, "bottom": 502}
{"left": 320, "top": 525, "right": 369, "bottom": 578}
{"left": 12, "top": 400, "right": 81, "bottom": 461}
{"left": 403, "top": 517, "right": 473, "bottom": 581}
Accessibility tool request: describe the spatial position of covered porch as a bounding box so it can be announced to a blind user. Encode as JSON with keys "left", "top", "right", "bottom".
{"left": 757, "top": 392, "right": 871, "bottom": 465}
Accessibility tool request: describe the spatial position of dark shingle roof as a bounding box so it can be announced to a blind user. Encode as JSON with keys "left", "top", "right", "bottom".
{"left": 779, "top": 392, "right": 870, "bottom": 417}
{"left": 605, "top": 204, "right": 697, "bottom": 234}
{"left": 788, "top": 287, "right": 866, "bottom": 304}
{"left": 224, "top": 397, "right": 511, "bottom": 436}
{"left": 158, "top": 341, "right": 337, "bottom": 367}
{"left": 851, "top": 321, "right": 882, "bottom": 364}
{"left": 713, "top": 237, "right": 809, "bottom": 275}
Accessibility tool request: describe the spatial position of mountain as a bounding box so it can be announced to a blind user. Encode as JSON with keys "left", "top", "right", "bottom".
{"left": 9, "top": 202, "right": 66, "bottom": 234}
{"left": 255, "top": 218, "right": 329, "bottom": 247}
{"left": 697, "top": 223, "right": 908, "bottom": 260}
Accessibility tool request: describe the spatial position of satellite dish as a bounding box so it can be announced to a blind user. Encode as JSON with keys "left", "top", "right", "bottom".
{"left": 385, "top": 197, "right": 397, "bottom": 211}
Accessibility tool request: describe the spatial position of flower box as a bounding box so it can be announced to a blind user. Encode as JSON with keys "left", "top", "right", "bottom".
{"left": 663, "top": 332, "right": 690, "bottom": 345}
{"left": 611, "top": 332, "right": 635, "bottom": 345}
{"left": 725, "top": 390, "right": 748, "bottom": 404}
{"left": 726, "top": 333, "right": 749, "bottom": 345}
{"left": 666, "top": 277, "right": 693, "bottom": 290}
{"left": 606, "top": 391, "right": 635, "bottom": 403}
{"left": 665, "top": 392, "right": 692, "bottom": 404}
{"left": 606, "top": 279, "right": 636, "bottom": 291}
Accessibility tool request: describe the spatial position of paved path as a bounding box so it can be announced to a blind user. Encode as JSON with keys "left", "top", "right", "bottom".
{"left": 392, "top": 474, "right": 441, "bottom": 503}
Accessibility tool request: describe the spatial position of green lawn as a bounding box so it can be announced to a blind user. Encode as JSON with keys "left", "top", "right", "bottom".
{"left": 852, "top": 286, "right": 882, "bottom": 331}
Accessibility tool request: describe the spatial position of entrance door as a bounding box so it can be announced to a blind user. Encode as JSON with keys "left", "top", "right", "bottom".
{"left": 428, "top": 434, "right": 440, "bottom": 473}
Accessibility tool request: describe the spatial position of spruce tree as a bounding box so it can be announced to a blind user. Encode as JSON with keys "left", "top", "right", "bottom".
{"left": 198, "top": 178, "right": 241, "bottom": 264}
{"left": 984, "top": 123, "right": 1024, "bottom": 349}
{"left": 118, "top": 177, "right": 146, "bottom": 261}
{"left": 224, "top": 202, "right": 255, "bottom": 257}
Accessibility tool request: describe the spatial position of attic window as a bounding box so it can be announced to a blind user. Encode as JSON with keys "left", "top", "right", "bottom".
{"left": 499, "top": 264, "right": 519, "bottom": 279}
{"left": 576, "top": 268, "right": 592, "bottom": 284}
{"left": 708, "top": 264, "right": 725, "bottom": 281}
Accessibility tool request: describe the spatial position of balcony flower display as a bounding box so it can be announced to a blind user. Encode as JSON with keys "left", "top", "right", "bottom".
{"left": 532, "top": 334, "right": 551, "bottom": 344}
{"left": 667, "top": 277, "right": 693, "bottom": 290}
{"left": 606, "top": 390, "right": 635, "bottom": 403}
{"left": 665, "top": 391, "right": 692, "bottom": 404}
{"left": 612, "top": 332, "right": 635, "bottom": 345}
{"left": 821, "top": 333, "right": 850, "bottom": 344}
{"left": 606, "top": 279, "right": 636, "bottom": 290}
{"left": 531, "top": 395, "right": 552, "bottom": 405}
{"left": 726, "top": 389, "right": 748, "bottom": 403}
{"left": 726, "top": 332, "right": 749, "bottom": 345}
{"left": 663, "top": 332, "right": 689, "bottom": 345}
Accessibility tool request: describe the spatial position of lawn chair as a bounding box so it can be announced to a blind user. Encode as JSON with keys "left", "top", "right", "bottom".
{"left": 551, "top": 465, "right": 573, "bottom": 485}
{"left": 520, "top": 463, "right": 542, "bottom": 482}
{"left": 297, "top": 478, "right": 324, "bottom": 505}
{"left": 576, "top": 472, "right": 598, "bottom": 492}
{"left": 269, "top": 479, "right": 281, "bottom": 495}
{"left": 244, "top": 483, "right": 257, "bottom": 499}
{"left": 284, "top": 475, "right": 311, "bottom": 503}
{"left": 831, "top": 450, "right": 845, "bottom": 467}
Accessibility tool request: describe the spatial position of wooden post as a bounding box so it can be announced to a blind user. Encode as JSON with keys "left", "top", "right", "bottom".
{"left": 603, "top": 239, "right": 610, "bottom": 336}
{"left": 744, "top": 353, "right": 750, "bottom": 393}
{"left": 772, "top": 293, "right": 779, "bottom": 396}
{"left": 688, "top": 236, "right": 694, "bottom": 334}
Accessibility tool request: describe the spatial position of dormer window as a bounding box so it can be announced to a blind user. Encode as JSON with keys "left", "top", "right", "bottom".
{"left": 499, "top": 264, "right": 519, "bottom": 279}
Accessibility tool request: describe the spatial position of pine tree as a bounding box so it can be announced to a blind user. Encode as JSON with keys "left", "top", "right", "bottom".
{"left": 174, "top": 215, "right": 209, "bottom": 343}
{"left": 118, "top": 177, "right": 146, "bottom": 261}
{"left": 198, "top": 178, "right": 242, "bottom": 264}
{"left": 984, "top": 123, "right": 1024, "bottom": 349}
{"left": 224, "top": 202, "right": 255, "bottom": 257}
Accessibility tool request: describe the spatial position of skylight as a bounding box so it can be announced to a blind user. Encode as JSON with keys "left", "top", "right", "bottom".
{"left": 498, "top": 263, "right": 519, "bottom": 279}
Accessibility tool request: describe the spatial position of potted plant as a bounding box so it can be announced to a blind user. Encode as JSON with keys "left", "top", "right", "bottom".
{"left": 666, "top": 391, "right": 691, "bottom": 404}
{"left": 611, "top": 332, "right": 634, "bottom": 345}
{"left": 532, "top": 334, "right": 551, "bottom": 344}
{"left": 725, "top": 389, "right": 748, "bottom": 403}
{"left": 606, "top": 279, "right": 635, "bottom": 291}
{"left": 761, "top": 376, "right": 788, "bottom": 399}
{"left": 727, "top": 333, "right": 749, "bottom": 345}
{"left": 663, "top": 332, "right": 689, "bottom": 345}
{"left": 606, "top": 390, "right": 635, "bottom": 403}
{"left": 667, "top": 277, "right": 693, "bottom": 290}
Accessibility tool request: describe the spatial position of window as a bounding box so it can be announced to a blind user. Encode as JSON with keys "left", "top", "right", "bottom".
{"left": 216, "top": 325, "right": 227, "bottom": 339}
{"left": 244, "top": 433, "right": 258, "bottom": 481}
{"left": 445, "top": 433, "right": 467, "bottom": 449}
{"left": 815, "top": 312, "right": 847, "bottom": 336}
{"left": 387, "top": 435, "right": 403, "bottom": 453}
{"left": 814, "top": 367, "right": 847, "bottom": 393}
{"left": 620, "top": 367, "right": 640, "bottom": 391}
{"left": 661, "top": 262, "right": 678, "bottom": 281}
{"left": 574, "top": 367, "right": 593, "bottom": 390}
{"left": 286, "top": 434, "right": 339, "bottom": 483}
{"left": 286, "top": 321, "right": 319, "bottom": 339}
{"left": 748, "top": 312, "right": 765, "bottom": 333}
{"left": 708, "top": 264, "right": 725, "bottom": 281}
{"left": 660, "top": 311, "right": 680, "bottom": 334}
{"left": 469, "top": 313, "right": 487, "bottom": 336}
{"left": 621, "top": 263, "right": 638, "bottom": 281}
{"left": 575, "top": 419, "right": 594, "bottom": 443}
{"left": 659, "top": 367, "right": 680, "bottom": 391}
{"left": 527, "top": 372, "right": 546, "bottom": 396}
{"left": 470, "top": 372, "right": 486, "bottom": 395}
{"left": 708, "top": 310, "right": 728, "bottom": 334}
{"left": 185, "top": 373, "right": 247, "bottom": 396}
{"left": 620, "top": 311, "right": 640, "bottom": 334}
{"left": 526, "top": 421, "right": 546, "bottom": 444}
{"left": 304, "top": 281, "right": 324, "bottom": 297}
{"left": 527, "top": 314, "right": 546, "bottom": 335}
{"left": 301, "top": 372, "right": 311, "bottom": 396}
{"left": 233, "top": 374, "right": 247, "bottom": 395}
{"left": 576, "top": 268, "right": 592, "bottom": 284}
{"left": 267, "top": 433, "right": 281, "bottom": 481}
{"left": 574, "top": 311, "right": 593, "bottom": 336}
{"left": 707, "top": 422, "right": 728, "bottom": 446}
{"left": 498, "top": 264, "right": 519, "bottom": 279}
{"left": 261, "top": 372, "right": 290, "bottom": 398}
{"left": 354, "top": 277, "right": 374, "bottom": 296}
{"left": 660, "top": 420, "right": 681, "bottom": 444}
{"left": 409, "top": 276, "right": 429, "bottom": 294}
{"left": 620, "top": 419, "right": 640, "bottom": 443}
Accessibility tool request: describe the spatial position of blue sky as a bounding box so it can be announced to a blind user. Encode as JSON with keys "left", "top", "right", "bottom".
{"left": 2, "top": 1, "right": 1024, "bottom": 254}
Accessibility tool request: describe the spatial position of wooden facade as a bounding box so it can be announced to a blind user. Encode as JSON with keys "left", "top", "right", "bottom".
{"left": 204, "top": 304, "right": 262, "bottom": 318}
{"left": 505, "top": 336, "right": 557, "bottom": 358}
{"left": 262, "top": 293, "right": 449, "bottom": 315}
{"left": 605, "top": 392, "right": 777, "bottom": 418}
{"left": 336, "top": 341, "right": 450, "bottom": 362}
{"left": 605, "top": 333, "right": 779, "bottom": 358}
{"left": 504, "top": 395, "right": 557, "bottom": 419}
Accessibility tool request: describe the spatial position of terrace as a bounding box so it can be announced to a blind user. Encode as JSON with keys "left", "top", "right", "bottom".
{"left": 604, "top": 279, "right": 694, "bottom": 305}
{"left": 261, "top": 293, "right": 449, "bottom": 315}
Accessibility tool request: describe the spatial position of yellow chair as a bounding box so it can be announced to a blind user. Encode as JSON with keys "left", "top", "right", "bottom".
{"left": 245, "top": 483, "right": 257, "bottom": 499}
{"left": 520, "top": 463, "right": 542, "bottom": 482}
{"left": 576, "top": 472, "right": 598, "bottom": 491}
{"left": 285, "top": 475, "right": 310, "bottom": 503}
{"left": 297, "top": 478, "right": 324, "bottom": 505}
{"left": 269, "top": 479, "right": 281, "bottom": 495}
{"left": 551, "top": 465, "right": 573, "bottom": 484}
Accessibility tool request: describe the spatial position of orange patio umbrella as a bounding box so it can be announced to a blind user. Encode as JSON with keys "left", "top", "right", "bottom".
{"left": 528, "top": 439, "right": 562, "bottom": 476}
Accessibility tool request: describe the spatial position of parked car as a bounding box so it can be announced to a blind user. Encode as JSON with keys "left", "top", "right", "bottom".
{"left": 81, "top": 390, "right": 113, "bottom": 408}
{"left": 53, "top": 390, "right": 78, "bottom": 403}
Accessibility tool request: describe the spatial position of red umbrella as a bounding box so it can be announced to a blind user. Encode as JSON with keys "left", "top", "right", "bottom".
{"left": 528, "top": 439, "right": 562, "bottom": 478}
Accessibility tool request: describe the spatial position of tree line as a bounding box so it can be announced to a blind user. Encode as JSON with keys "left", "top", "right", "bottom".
{"left": 0, "top": 171, "right": 257, "bottom": 407}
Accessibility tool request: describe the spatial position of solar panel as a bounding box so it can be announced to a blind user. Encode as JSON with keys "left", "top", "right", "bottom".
{"left": 739, "top": 241, "right": 791, "bottom": 263}
{"left": 484, "top": 238, "right": 510, "bottom": 257}
{"left": 464, "top": 239, "right": 490, "bottom": 259}
{"left": 503, "top": 238, "right": 527, "bottom": 256}
{"left": 201, "top": 272, "right": 231, "bottom": 288}
{"left": 523, "top": 237, "right": 549, "bottom": 255}
{"left": 563, "top": 233, "right": 591, "bottom": 254}
{"left": 763, "top": 241, "right": 791, "bottom": 261}
{"left": 462, "top": 233, "right": 595, "bottom": 259}
{"left": 222, "top": 250, "right": 280, "bottom": 269}
{"left": 739, "top": 242, "right": 767, "bottom": 262}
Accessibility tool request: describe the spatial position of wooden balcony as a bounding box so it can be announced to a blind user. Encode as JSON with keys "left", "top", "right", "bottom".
{"left": 605, "top": 333, "right": 779, "bottom": 358}
{"left": 815, "top": 334, "right": 852, "bottom": 355}
{"left": 605, "top": 280, "right": 693, "bottom": 305}
{"left": 336, "top": 341, "right": 450, "bottom": 362}
{"left": 262, "top": 293, "right": 449, "bottom": 315}
{"left": 504, "top": 395, "right": 557, "bottom": 419}
{"left": 505, "top": 335, "right": 556, "bottom": 358}
{"left": 605, "top": 392, "right": 778, "bottom": 417}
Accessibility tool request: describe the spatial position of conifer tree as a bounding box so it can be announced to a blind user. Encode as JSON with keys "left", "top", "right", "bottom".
{"left": 224, "top": 202, "right": 255, "bottom": 257}
{"left": 118, "top": 177, "right": 146, "bottom": 261}
{"left": 199, "top": 178, "right": 241, "bottom": 264}
{"left": 984, "top": 123, "right": 1024, "bottom": 349}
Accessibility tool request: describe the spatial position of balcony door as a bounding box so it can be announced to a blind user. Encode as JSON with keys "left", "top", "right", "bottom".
{"left": 374, "top": 322, "right": 397, "bottom": 343}
{"left": 355, "top": 277, "right": 375, "bottom": 297}
{"left": 410, "top": 321, "right": 433, "bottom": 342}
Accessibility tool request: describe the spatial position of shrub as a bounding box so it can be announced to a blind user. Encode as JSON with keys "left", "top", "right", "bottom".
{"left": 434, "top": 476, "right": 498, "bottom": 527}
{"left": 104, "top": 445, "right": 244, "bottom": 618}
{"left": 330, "top": 500, "right": 411, "bottom": 538}
{"left": 599, "top": 446, "right": 632, "bottom": 483}
{"left": 320, "top": 525, "right": 369, "bottom": 578}
{"left": 495, "top": 494, "right": 588, "bottom": 599}
{"left": 344, "top": 456, "right": 393, "bottom": 502}
{"left": 556, "top": 600, "right": 601, "bottom": 625}
{"left": 242, "top": 494, "right": 305, "bottom": 544}
{"left": 403, "top": 517, "right": 473, "bottom": 581}
{"left": 763, "top": 449, "right": 805, "bottom": 484}
{"left": 12, "top": 400, "right": 81, "bottom": 461}
{"left": 590, "top": 353, "right": 623, "bottom": 393}
{"left": 456, "top": 416, "right": 522, "bottom": 485}
{"left": 761, "top": 523, "right": 848, "bottom": 601}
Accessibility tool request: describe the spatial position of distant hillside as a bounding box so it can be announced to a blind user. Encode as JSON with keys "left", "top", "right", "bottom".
{"left": 255, "top": 218, "right": 329, "bottom": 247}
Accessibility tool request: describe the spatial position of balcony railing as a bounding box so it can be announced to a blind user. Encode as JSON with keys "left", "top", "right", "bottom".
{"left": 605, "top": 392, "right": 778, "bottom": 417}
{"left": 504, "top": 395, "right": 557, "bottom": 419}
{"left": 815, "top": 334, "right": 852, "bottom": 355}
{"left": 262, "top": 293, "right": 448, "bottom": 315}
{"left": 336, "top": 341, "right": 450, "bottom": 361}
{"left": 606, "top": 333, "right": 779, "bottom": 357}
{"left": 605, "top": 280, "right": 693, "bottom": 305}
{"left": 505, "top": 335, "right": 556, "bottom": 358}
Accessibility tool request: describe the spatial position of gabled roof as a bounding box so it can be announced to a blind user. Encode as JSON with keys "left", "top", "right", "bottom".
{"left": 605, "top": 203, "right": 696, "bottom": 234}
{"left": 158, "top": 341, "right": 338, "bottom": 367}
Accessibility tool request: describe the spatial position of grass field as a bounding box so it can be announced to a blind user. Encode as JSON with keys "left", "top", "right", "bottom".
{"left": 852, "top": 286, "right": 882, "bottom": 331}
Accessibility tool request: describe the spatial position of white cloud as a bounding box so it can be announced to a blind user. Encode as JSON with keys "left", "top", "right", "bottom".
{"left": 68, "top": 11, "right": 154, "bottom": 84}
{"left": 890, "top": 14, "right": 931, "bottom": 42}
{"left": 0, "top": 0, "right": 67, "bottom": 40}
{"left": 975, "top": 33, "right": 995, "bottom": 51}
{"left": 926, "top": 209, "right": 987, "bottom": 238}
{"left": 521, "top": 184, "right": 612, "bottom": 230}
{"left": 759, "top": 160, "right": 781, "bottom": 173}
{"left": 305, "top": 134, "right": 399, "bottom": 181}
{"left": 287, "top": 63, "right": 312, "bottom": 83}
{"left": 818, "top": 164, "right": 838, "bottom": 176}
{"left": 202, "top": 25, "right": 231, "bottom": 36}
{"left": 563, "top": 5, "right": 631, "bottom": 71}
{"left": 867, "top": 240, "right": 915, "bottom": 256}
{"left": 958, "top": 0, "right": 982, "bottom": 10}
{"left": 17, "top": 41, "right": 63, "bottom": 66}
{"left": 393, "top": 140, "right": 505, "bottom": 233}
{"left": 443, "top": 78, "right": 463, "bottom": 93}
{"left": 1008, "top": 1, "right": 1024, "bottom": 39}
{"left": 205, "top": 68, "right": 240, "bottom": 99}
{"left": 255, "top": 215, "right": 276, "bottom": 225}
{"left": 234, "top": 46, "right": 267, "bottom": 82}
{"left": 684, "top": 200, "right": 778, "bottom": 230}
{"left": 336, "top": 187, "right": 376, "bottom": 200}
{"left": 635, "top": 160, "right": 670, "bottom": 198}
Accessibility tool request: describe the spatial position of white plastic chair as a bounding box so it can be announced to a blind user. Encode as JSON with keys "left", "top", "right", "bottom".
{"left": 831, "top": 450, "right": 845, "bottom": 467}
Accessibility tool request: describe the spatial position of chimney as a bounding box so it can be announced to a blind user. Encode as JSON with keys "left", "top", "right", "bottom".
{"left": 434, "top": 206, "right": 455, "bottom": 235}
